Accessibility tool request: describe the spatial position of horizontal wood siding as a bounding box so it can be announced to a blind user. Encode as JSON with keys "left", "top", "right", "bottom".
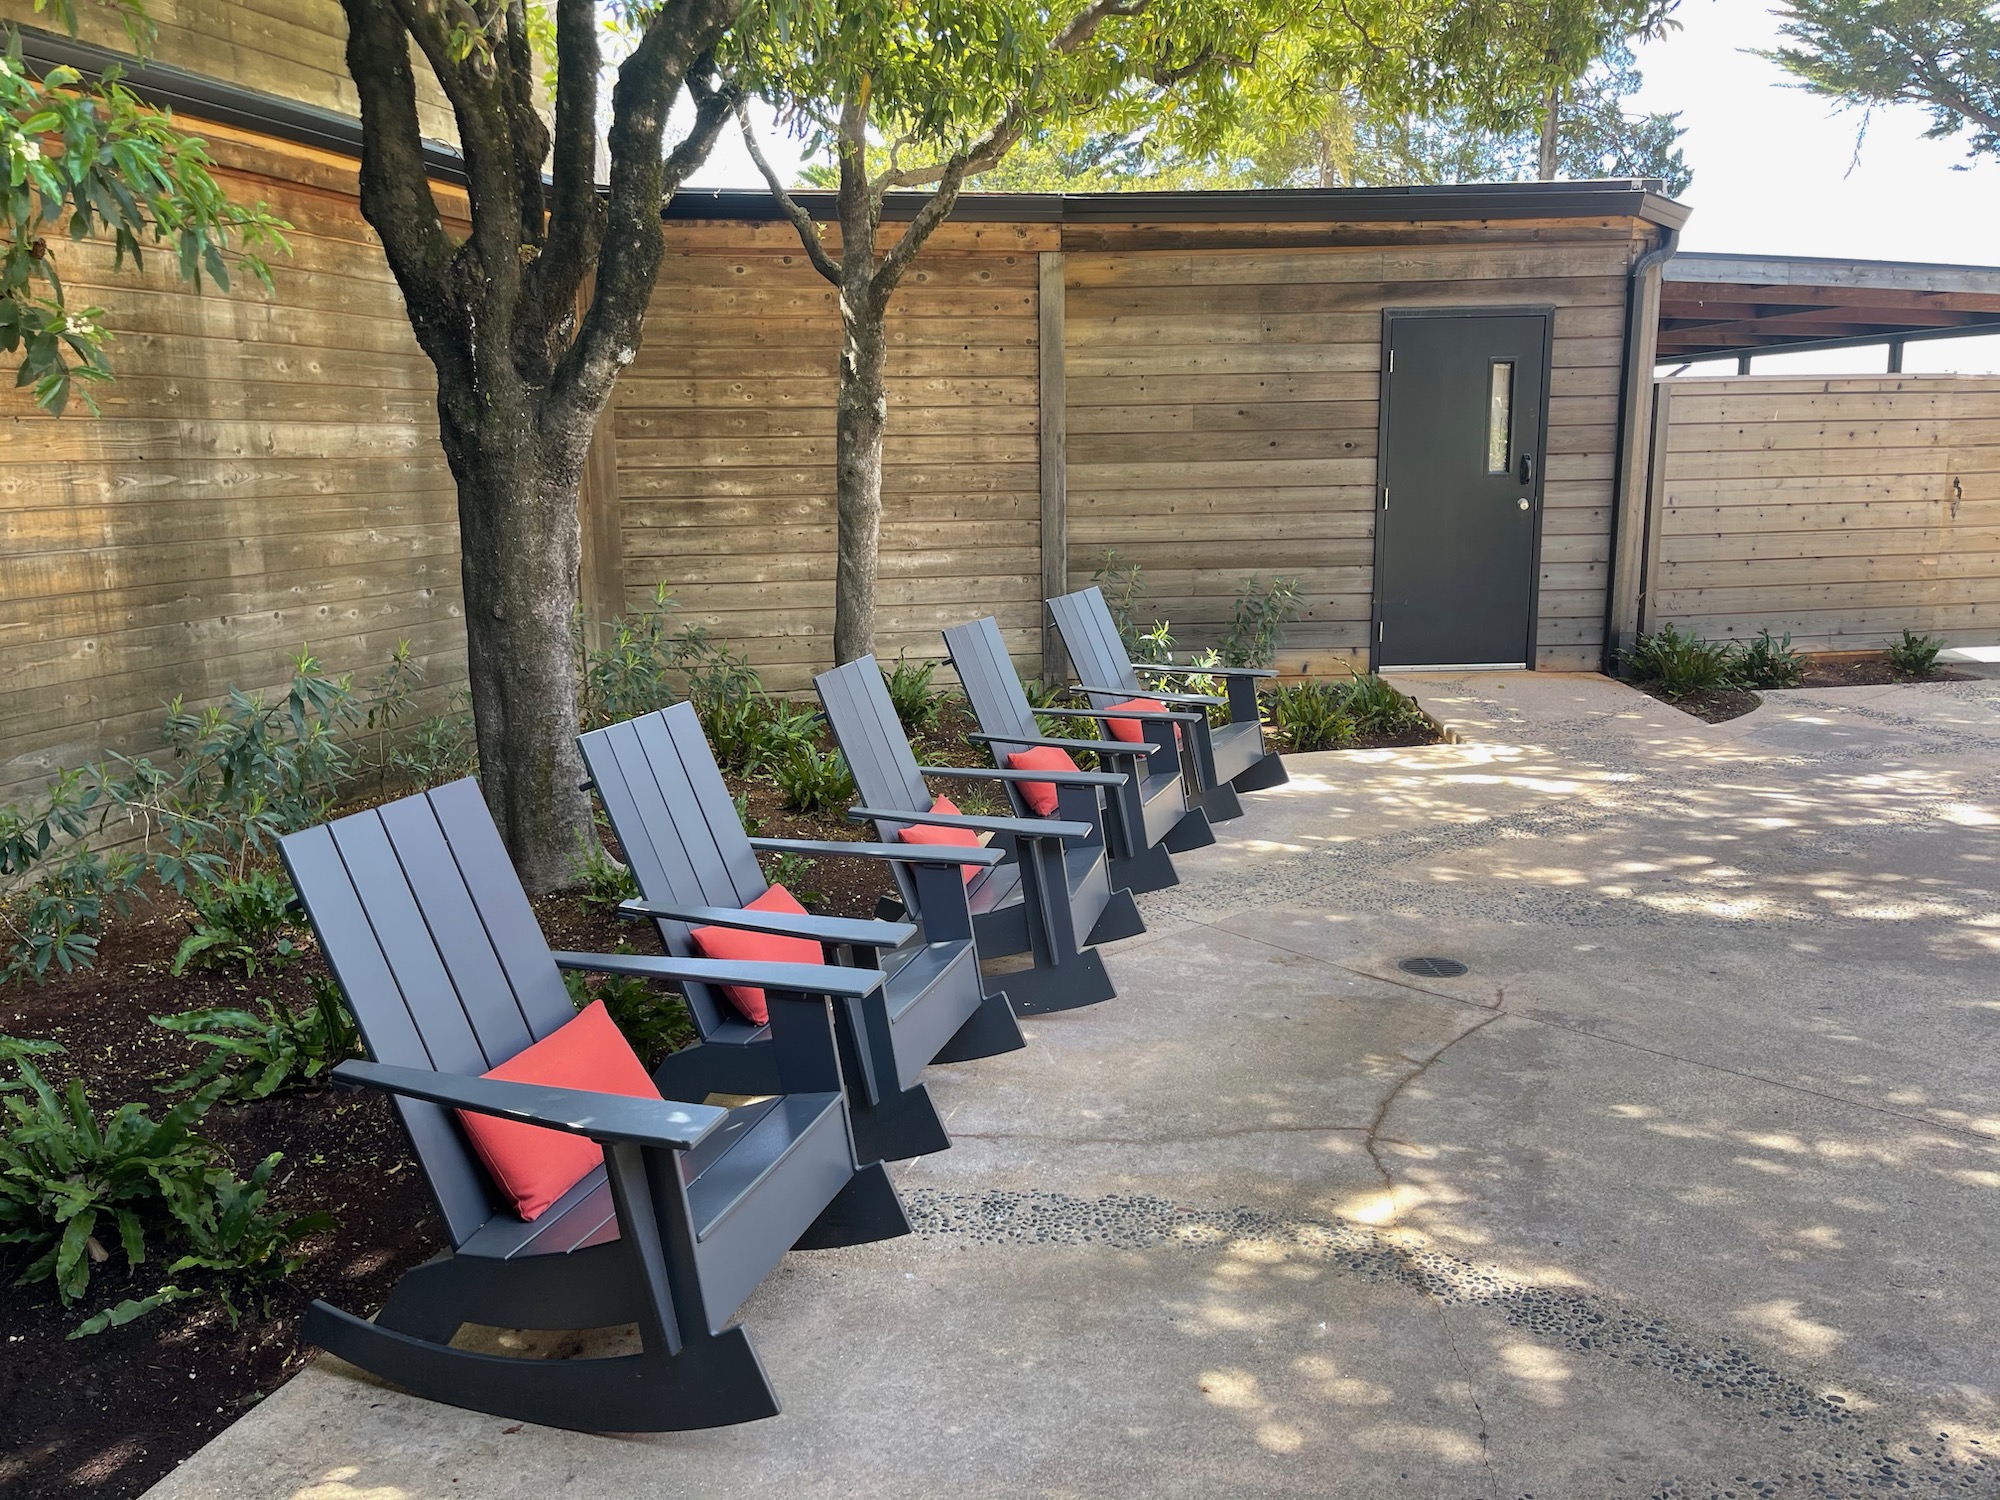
{"left": 1062, "top": 230, "right": 1642, "bottom": 673}
{"left": 3, "top": 0, "right": 458, "bottom": 142}
{"left": 1646, "top": 376, "right": 2000, "bottom": 650}
{"left": 0, "top": 126, "right": 463, "bottom": 805}
{"left": 617, "top": 221, "right": 1057, "bottom": 692}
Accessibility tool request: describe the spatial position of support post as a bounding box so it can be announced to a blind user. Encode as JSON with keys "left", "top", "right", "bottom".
{"left": 1888, "top": 339, "right": 1905, "bottom": 374}
{"left": 1736, "top": 353, "right": 1752, "bottom": 375}
{"left": 578, "top": 406, "right": 625, "bottom": 648}
{"left": 1637, "top": 380, "right": 1675, "bottom": 641}
{"left": 1605, "top": 232, "right": 1672, "bottom": 667}
{"left": 1038, "top": 251, "right": 1068, "bottom": 682}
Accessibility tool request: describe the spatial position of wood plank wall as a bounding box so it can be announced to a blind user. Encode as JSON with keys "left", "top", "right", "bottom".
{"left": 1062, "top": 221, "right": 1647, "bottom": 673}
{"left": 614, "top": 220, "right": 1057, "bottom": 692}
{"left": 3, "top": 0, "right": 458, "bottom": 143}
{"left": 0, "top": 124, "right": 464, "bottom": 805}
{"left": 1644, "top": 375, "right": 2000, "bottom": 651}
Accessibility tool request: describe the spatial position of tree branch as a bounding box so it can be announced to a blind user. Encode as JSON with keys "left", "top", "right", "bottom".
{"left": 737, "top": 99, "right": 840, "bottom": 284}
{"left": 663, "top": 59, "right": 741, "bottom": 195}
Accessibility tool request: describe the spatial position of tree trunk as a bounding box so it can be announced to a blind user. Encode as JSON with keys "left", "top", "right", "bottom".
{"left": 1538, "top": 80, "right": 1562, "bottom": 179}
{"left": 437, "top": 398, "right": 596, "bottom": 893}
{"left": 833, "top": 297, "right": 888, "bottom": 664}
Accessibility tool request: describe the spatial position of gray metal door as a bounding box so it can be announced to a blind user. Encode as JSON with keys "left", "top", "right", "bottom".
{"left": 1375, "top": 310, "right": 1549, "bottom": 669}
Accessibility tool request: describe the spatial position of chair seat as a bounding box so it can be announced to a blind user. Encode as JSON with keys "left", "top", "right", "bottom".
{"left": 1136, "top": 767, "right": 1187, "bottom": 844}
{"left": 1209, "top": 718, "right": 1268, "bottom": 783}
{"left": 459, "top": 1092, "right": 843, "bottom": 1263}
{"left": 881, "top": 938, "right": 974, "bottom": 1023}
{"left": 965, "top": 856, "right": 1024, "bottom": 916}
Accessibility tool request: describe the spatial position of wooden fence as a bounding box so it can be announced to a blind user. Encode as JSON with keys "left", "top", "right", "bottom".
{"left": 1641, "top": 375, "right": 2000, "bottom": 651}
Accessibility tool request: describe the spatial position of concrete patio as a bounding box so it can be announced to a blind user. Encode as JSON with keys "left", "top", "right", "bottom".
{"left": 148, "top": 672, "right": 2000, "bottom": 1500}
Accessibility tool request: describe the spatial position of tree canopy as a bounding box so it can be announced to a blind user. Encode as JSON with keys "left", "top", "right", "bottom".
{"left": 1770, "top": 0, "right": 2000, "bottom": 163}
{"left": 2, "top": 7, "right": 288, "bottom": 414}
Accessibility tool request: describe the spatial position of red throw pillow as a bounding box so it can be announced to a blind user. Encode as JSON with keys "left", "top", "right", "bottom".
{"left": 457, "top": 1000, "right": 663, "bottom": 1222}
{"left": 1005, "top": 745, "right": 1079, "bottom": 817}
{"left": 895, "top": 794, "right": 984, "bottom": 884}
{"left": 1102, "top": 696, "right": 1169, "bottom": 744}
{"left": 688, "top": 882, "right": 823, "bottom": 1026}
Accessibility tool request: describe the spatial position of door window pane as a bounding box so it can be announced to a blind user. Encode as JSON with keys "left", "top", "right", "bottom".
{"left": 1487, "top": 361, "right": 1514, "bottom": 473}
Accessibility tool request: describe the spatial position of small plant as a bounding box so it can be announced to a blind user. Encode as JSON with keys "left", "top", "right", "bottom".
{"left": 1623, "top": 624, "right": 1744, "bottom": 699}
{"left": 152, "top": 979, "right": 361, "bottom": 1102}
{"left": 1339, "top": 674, "right": 1430, "bottom": 737}
{"left": 571, "top": 837, "right": 639, "bottom": 914}
{"left": 1887, "top": 629, "right": 1944, "bottom": 679}
{"left": 1264, "top": 682, "right": 1357, "bottom": 752}
{"left": 159, "top": 1153, "right": 331, "bottom": 1325}
{"left": 0, "top": 1034, "right": 226, "bottom": 1309}
{"left": 1220, "top": 575, "right": 1305, "bottom": 669}
{"left": 563, "top": 960, "right": 695, "bottom": 1071}
{"left": 1132, "top": 619, "right": 1177, "bottom": 668}
{"left": 737, "top": 696, "right": 822, "bottom": 777}
{"left": 771, "top": 743, "right": 858, "bottom": 815}
{"left": 390, "top": 690, "right": 478, "bottom": 789}
{"left": 1739, "top": 629, "right": 1806, "bottom": 690}
{"left": 759, "top": 851, "right": 824, "bottom": 907}
{"left": 883, "top": 654, "right": 945, "bottom": 735}
{"left": 1092, "top": 550, "right": 1150, "bottom": 655}
{"left": 170, "top": 870, "right": 301, "bottom": 977}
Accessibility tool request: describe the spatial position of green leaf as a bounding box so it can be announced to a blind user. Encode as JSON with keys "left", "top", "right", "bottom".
{"left": 69, "top": 1285, "right": 195, "bottom": 1338}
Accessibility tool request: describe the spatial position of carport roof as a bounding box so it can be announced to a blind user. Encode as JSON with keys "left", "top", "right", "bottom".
{"left": 1659, "top": 251, "right": 2000, "bottom": 361}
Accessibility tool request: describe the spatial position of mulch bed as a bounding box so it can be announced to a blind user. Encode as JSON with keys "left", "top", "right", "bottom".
{"left": 0, "top": 696, "right": 1420, "bottom": 1498}
{"left": 1632, "top": 683, "right": 1765, "bottom": 724}
{"left": 1630, "top": 653, "right": 1978, "bottom": 724}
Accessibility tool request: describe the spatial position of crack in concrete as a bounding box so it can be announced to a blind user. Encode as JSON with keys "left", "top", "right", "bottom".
{"left": 1361, "top": 1009, "right": 1506, "bottom": 1198}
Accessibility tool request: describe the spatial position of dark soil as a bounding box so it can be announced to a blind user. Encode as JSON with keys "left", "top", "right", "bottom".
{"left": 0, "top": 694, "right": 1402, "bottom": 1498}
{"left": 1634, "top": 683, "right": 1765, "bottom": 724}
{"left": 1781, "top": 657, "right": 1977, "bottom": 690}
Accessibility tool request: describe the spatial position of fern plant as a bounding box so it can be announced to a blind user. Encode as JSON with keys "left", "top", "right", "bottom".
{"left": 170, "top": 869, "right": 301, "bottom": 977}
{"left": 160, "top": 1153, "right": 331, "bottom": 1325}
{"left": 772, "top": 744, "right": 858, "bottom": 815}
{"left": 1739, "top": 629, "right": 1806, "bottom": 690}
{"left": 152, "top": 979, "right": 360, "bottom": 1102}
{"left": 1887, "top": 629, "right": 1944, "bottom": 678}
{"left": 883, "top": 654, "right": 945, "bottom": 735}
{"left": 1264, "top": 682, "right": 1356, "bottom": 752}
{"left": 1623, "top": 625, "right": 1744, "bottom": 698}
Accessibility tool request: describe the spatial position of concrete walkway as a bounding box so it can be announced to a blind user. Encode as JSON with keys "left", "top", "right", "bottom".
{"left": 149, "top": 674, "right": 2000, "bottom": 1500}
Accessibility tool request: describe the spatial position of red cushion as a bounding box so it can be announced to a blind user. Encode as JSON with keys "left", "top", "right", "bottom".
{"left": 457, "top": 1000, "right": 663, "bottom": 1223}
{"left": 1005, "top": 745, "right": 1079, "bottom": 817}
{"left": 688, "top": 882, "right": 822, "bottom": 1026}
{"left": 895, "top": 795, "right": 984, "bottom": 884}
{"left": 1102, "top": 696, "right": 1169, "bottom": 743}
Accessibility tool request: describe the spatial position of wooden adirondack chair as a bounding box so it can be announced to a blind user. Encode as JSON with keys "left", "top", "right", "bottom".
{"left": 578, "top": 704, "right": 1024, "bottom": 1166}
{"left": 943, "top": 614, "right": 1214, "bottom": 895}
{"left": 815, "top": 655, "right": 1144, "bottom": 1015}
{"left": 280, "top": 779, "right": 910, "bottom": 1434}
{"left": 1048, "top": 585, "right": 1290, "bottom": 822}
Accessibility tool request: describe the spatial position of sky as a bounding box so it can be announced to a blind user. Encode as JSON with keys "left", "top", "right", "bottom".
{"left": 684, "top": 4, "right": 2000, "bottom": 374}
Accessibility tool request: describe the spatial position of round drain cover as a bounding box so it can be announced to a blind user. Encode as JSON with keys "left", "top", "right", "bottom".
{"left": 1398, "top": 956, "right": 1469, "bottom": 978}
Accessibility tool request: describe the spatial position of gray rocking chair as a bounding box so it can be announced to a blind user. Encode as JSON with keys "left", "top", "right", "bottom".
{"left": 579, "top": 703, "right": 1025, "bottom": 1166}
{"left": 1048, "top": 585, "right": 1289, "bottom": 822}
{"left": 816, "top": 655, "right": 1144, "bottom": 1015}
{"left": 281, "top": 778, "right": 910, "bottom": 1434}
{"left": 943, "top": 613, "right": 1213, "bottom": 895}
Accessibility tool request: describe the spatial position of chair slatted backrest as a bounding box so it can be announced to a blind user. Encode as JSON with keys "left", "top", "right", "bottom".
{"left": 579, "top": 704, "right": 768, "bottom": 1039}
{"left": 280, "top": 778, "right": 578, "bottom": 1247}
{"left": 1048, "top": 587, "right": 1144, "bottom": 701}
{"left": 943, "top": 616, "right": 1042, "bottom": 757}
{"left": 815, "top": 656, "right": 933, "bottom": 826}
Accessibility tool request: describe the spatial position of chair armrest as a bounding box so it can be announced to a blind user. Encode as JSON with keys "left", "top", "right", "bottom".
{"left": 1135, "top": 663, "right": 1277, "bottom": 680}
{"left": 618, "top": 898, "right": 915, "bottom": 951}
{"left": 748, "top": 835, "right": 1004, "bottom": 869}
{"left": 1078, "top": 682, "right": 1225, "bottom": 708}
{"left": 924, "top": 762, "right": 1128, "bottom": 789}
{"left": 332, "top": 1060, "right": 728, "bottom": 1150}
{"left": 551, "top": 949, "right": 886, "bottom": 1000}
{"left": 849, "top": 805, "right": 1093, "bottom": 840}
{"left": 967, "top": 730, "right": 1137, "bottom": 757}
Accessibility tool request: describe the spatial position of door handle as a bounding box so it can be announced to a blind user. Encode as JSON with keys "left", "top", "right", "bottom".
{"left": 1518, "top": 453, "right": 1535, "bottom": 486}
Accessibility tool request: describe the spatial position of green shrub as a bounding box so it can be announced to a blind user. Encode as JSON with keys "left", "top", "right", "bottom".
{"left": 1739, "top": 629, "right": 1806, "bottom": 690}
{"left": 577, "top": 585, "right": 760, "bottom": 732}
{"left": 1623, "top": 624, "right": 1743, "bottom": 698}
{"left": 170, "top": 870, "right": 301, "bottom": 977}
{"left": 571, "top": 838, "right": 639, "bottom": 914}
{"left": 1091, "top": 550, "right": 1149, "bottom": 656}
{"left": 1339, "top": 674, "right": 1430, "bottom": 736}
{"left": 1887, "top": 629, "right": 1945, "bottom": 678}
{"left": 159, "top": 1152, "right": 331, "bottom": 1325}
{"left": 562, "top": 961, "right": 695, "bottom": 1071}
{"left": 152, "top": 979, "right": 360, "bottom": 1102}
{"left": 1264, "top": 682, "right": 1357, "bottom": 752}
{"left": 390, "top": 690, "right": 478, "bottom": 789}
{"left": 883, "top": 654, "right": 945, "bottom": 735}
{"left": 1220, "top": 575, "right": 1305, "bottom": 669}
{"left": 771, "top": 744, "right": 857, "bottom": 815}
{"left": 759, "top": 850, "right": 824, "bottom": 906}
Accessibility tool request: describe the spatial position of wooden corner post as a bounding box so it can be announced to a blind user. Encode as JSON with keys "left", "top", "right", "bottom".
{"left": 577, "top": 404, "right": 625, "bottom": 650}
{"left": 1039, "top": 251, "right": 1068, "bottom": 681}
